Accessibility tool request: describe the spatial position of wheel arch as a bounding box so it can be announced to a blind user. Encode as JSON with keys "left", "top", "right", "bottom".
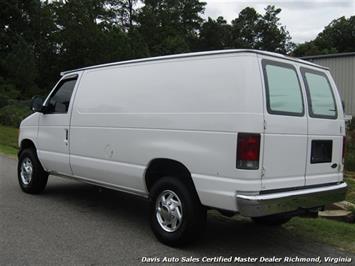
{"left": 144, "top": 158, "right": 201, "bottom": 202}
{"left": 19, "top": 139, "right": 37, "bottom": 157}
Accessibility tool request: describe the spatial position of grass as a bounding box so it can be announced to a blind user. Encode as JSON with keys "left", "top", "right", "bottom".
{"left": 0, "top": 125, "right": 18, "bottom": 157}
{"left": 344, "top": 175, "right": 355, "bottom": 203}
{"left": 285, "top": 217, "right": 355, "bottom": 253}
{"left": 282, "top": 176, "right": 355, "bottom": 253}
{"left": 283, "top": 176, "right": 355, "bottom": 253}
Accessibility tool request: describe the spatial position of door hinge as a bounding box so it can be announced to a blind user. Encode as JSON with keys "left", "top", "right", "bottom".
{"left": 263, "top": 120, "right": 267, "bottom": 130}
{"left": 261, "top": 167, "right": 265, "bottom": 177}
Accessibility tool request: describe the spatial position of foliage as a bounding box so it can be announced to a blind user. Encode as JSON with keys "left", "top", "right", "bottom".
{"left": 0, "top": 125, "right": 19, "bottom": 156}
{"left": 230, "top": 6, "right": 294, "bottom": 53}
{"left": 111, "top": 0, "right": 139, "bottom": 30}
{"left": 256, "top": 6, "right": 294, "bottom": 53}
{"left": 198, "top": 6, "right": 294, "bottom": 53}
{"left": 137, "top": 0, "right": 207, "bottom": 55}
{"left": 345, "top": 128, "right": 355, "bottom": 171}
{"left": 293, "top": 16, "right": 355, "bottom": 56}
{"left": 0, "top": 0, "right": 40, "bottom": 98}
{"left": 344, "top": 177, "right": 355, "bottom": 204}
{"left": 199, "top": 17, "right": 232, "bottom": 50}
{"left": 0, "top": 102, "right": 32, "bottom": 128}
{"left": 231, "top": 7, "right": 260, "bottom": 49}
{"left": 285, "top": 216, "right": 355, "bottom": 253}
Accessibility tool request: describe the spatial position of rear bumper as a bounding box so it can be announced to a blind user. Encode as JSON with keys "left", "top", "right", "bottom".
{"left": 236, "top": 182, "right": 347, "bottom": 217}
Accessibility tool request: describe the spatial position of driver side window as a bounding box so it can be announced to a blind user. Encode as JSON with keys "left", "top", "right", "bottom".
{"left": 46, "top": 77, "right": 77, "bottom": 114}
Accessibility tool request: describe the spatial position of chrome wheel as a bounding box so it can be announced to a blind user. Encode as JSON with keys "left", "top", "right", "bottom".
{"left": 156, "top": 190, "right": 183, "bottom": 232}
{"left": 20, "top": 157, "right": 33, "bottom": 185}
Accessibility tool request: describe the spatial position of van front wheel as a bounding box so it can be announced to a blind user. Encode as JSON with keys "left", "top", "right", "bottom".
{"left": 18, "top": 149, "right": 48, "bottom": 194}
{"left": 150, "top": 176, "right": 206, "bottom": 246}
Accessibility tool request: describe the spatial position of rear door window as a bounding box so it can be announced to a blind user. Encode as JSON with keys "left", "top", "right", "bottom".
{"left": 301, "top": 68, "right": 337, "bottom": 119}
{"left": 262, "top": 60, "right": 304, "bottom": 116}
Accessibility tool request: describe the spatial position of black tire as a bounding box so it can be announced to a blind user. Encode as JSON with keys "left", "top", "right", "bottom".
{"left": 150, "top": 176, "right": 206, "bottom": 246}
{"left": 252, "top": 213, "right": 291, "bottom": 226}
{"left": 18, "top": 148, "right": 48, "bottom": 194}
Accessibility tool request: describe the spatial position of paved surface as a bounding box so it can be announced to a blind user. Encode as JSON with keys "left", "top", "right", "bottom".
{"left": 0, "top": 155, "right": 354, "bottom": 265}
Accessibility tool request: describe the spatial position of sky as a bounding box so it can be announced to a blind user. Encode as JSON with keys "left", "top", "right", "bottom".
{"left": 203, "top": 0, "right": 355, "bottom": 43}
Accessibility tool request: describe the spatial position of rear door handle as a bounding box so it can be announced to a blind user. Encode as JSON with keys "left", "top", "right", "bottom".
{"left": 331, "top": 163, "right": 337, "bottom": 169}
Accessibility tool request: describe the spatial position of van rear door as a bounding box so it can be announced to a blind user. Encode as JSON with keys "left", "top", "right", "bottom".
{"left": 300, "top": 68, "right": 344, "bottom": 186}
{"left": 260, "top": 59, "right": 308, "bottom": 190}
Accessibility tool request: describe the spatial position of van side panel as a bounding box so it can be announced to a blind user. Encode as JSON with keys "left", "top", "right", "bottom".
{"left": 69, "top": 54, "right": 264, "bottom": 211}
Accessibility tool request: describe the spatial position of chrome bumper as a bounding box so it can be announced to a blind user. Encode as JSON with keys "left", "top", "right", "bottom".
{"left": 236, "top": 182, "right": 347, "bottom": 217}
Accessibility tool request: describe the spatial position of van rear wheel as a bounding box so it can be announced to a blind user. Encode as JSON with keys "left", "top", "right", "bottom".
{"left": 150, "top": 176, "right": 206, "bottom": 246}
{"left": 18, "top": 148, "right": 48, "bottom": 194}
{"left": 252, "top": 214, "right": 291, "bottom": 226}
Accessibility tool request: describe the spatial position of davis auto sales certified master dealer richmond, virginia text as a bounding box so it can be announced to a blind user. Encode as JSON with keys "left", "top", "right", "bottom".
{"left": 141, "top": 256, "right": 352, "bottom": 263}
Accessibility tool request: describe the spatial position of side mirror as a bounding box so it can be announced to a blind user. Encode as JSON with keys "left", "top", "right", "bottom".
{"left": 31, "top": 96, "right": 45, "bottom": 113}
{"left": 342, "top": 100, "right": 345, "bottom": 112}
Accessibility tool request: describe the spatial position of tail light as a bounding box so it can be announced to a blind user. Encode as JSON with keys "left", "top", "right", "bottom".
{"left": 236, "top": 133, "right": 261, "bottom": 169}
{"left": 342, "top": 136, "right": 346, "bottom": 162}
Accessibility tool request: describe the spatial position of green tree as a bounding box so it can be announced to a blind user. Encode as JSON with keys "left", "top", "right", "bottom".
{"left": 126, "top": 28, "right": 150, "bottom": 58}
{"left": 229, "top": 5, "right": 293, "bottom": 54}
{"left": 199, "top": 16, "right": 232, "bottom": 50}
{"left": 50, "top": 0, "right": 115, "bottom": 69}
{"left": 36, "top": 1, "right": 62, "bottom": 92}
{"left": 108, "top": 0, "right": 139, "bottom": 30}
{"left": 257, "top": 6, "right": 293, "bottom": 53}
{"left": 0, "top": 0, "right": 41, "bottom": 98}
{"left": 293, "top": 16, "right": 355, "bottom": 56}
{"left": 137, "top": 0, "right": 206, "bottom": 55}
{"left": 231, "top": 7, "right": 260, "bottom": 49}
{"left": 38, "top": 0, "right": 146, "bottom": 91}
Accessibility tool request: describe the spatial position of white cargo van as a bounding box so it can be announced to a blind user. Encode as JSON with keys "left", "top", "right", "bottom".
{"left": 18, "top": 50, "right": 347, "bottom": 246}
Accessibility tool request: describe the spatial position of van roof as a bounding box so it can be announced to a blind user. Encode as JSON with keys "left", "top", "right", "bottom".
{"left": 60, "top": 49, "right": 328, "bottom": 76}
